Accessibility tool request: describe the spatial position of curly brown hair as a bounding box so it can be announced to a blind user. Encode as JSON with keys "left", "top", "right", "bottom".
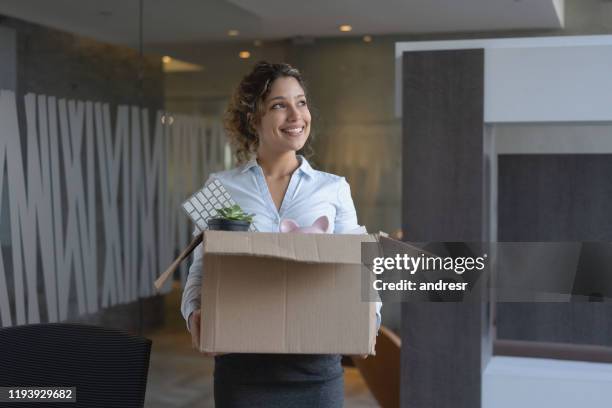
{"left": 224, "top": 61, "right": 313, "bottom": 164}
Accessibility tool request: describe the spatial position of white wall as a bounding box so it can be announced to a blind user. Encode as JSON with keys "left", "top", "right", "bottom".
{"left": 486, "top": 44, "right": 612, "bottom": 122}
{"left": 395, "top": 35, "right": 612, "bottom": 123}
{"left": 484, "top": 356, "right": 612, "bottom": 407}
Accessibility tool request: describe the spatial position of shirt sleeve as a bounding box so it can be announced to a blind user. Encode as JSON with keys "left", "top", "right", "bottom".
{"left": 180, "top": 174, "right": 216, "bottom": 332}
{"left": 334, "top": 177, "right": 383, "bottom": 331}
{"left": 334, "top": 177, "right": 360, "bottom": 233}
{"left": 180, "top": 227, "right": 203, "bottom": 332}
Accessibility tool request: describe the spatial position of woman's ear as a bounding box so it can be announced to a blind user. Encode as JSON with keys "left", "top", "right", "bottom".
{"left": 312, "top": 215, "right": 329, "bottom": 232}
{"left": 280, "top": 219, "right": 299, "bottom": 233}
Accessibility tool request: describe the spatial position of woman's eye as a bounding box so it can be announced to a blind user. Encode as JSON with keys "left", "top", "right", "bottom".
{"left": 271, "top": 100, "right": 306, "bottom": 109}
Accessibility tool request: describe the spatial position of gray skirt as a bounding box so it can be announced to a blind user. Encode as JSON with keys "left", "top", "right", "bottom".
{"left": 213, "top": 353, "right": 344, "bottom": 408}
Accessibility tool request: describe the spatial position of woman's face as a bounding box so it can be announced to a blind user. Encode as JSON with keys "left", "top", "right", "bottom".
{"left": 254, "top": 76, "right": 311, "bottom": 156}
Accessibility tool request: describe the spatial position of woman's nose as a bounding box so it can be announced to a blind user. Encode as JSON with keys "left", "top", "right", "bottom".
{"left": 286, "top": 104, "right": 301, "bottom": 121}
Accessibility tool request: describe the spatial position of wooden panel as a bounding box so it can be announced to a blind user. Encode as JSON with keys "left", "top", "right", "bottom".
{"left": 401, "top": 49, "right": 486, "bottom": 408}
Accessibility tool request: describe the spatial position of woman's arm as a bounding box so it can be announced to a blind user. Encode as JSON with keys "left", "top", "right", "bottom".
{"left": 181, "top": 228, "right": 223, "bottom": 355}
{"left": 334, "top": 177, "right": 360, "bottom": 233}
{"left": 181, "top": 174, "right": 216, "bottom": 332}
{"left": 181, "top": 229, "right": 203, "bottom": 333}
{"left": 335, "top": 177, "right": 383, "bottom": 331}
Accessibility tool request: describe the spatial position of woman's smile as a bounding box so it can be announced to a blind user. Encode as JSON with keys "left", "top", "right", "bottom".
{"left": 280, "top": 125, "right": 305, "bottom": 136}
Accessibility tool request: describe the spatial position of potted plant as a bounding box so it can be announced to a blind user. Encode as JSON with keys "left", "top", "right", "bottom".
{"left": 207, "top": 204, "right": 254, "bottom": 231}
{"left": 154, "top": 204, "right": 255, "bottom": 290}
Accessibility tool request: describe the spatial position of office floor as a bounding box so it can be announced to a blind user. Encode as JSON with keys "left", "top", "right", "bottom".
{"left": 144, "top": 285, "right": 379, "bottom": 407}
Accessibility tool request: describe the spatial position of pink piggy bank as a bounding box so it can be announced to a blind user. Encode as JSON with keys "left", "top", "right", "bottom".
{"left": 280, "top": 215, "right": 329, "bottom": 233}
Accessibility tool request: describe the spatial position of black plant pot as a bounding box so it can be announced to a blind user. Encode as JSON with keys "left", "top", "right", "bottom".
{"left": 207, "top": 218, "right": 251, "bottom": 231}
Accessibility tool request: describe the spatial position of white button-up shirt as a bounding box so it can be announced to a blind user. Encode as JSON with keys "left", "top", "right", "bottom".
{"left": 181, "top": 155, "right": 382, "bottom": 330}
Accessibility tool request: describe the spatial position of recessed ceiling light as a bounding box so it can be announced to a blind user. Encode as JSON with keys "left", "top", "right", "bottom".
{"left": 239, "top": 51, "right": 251, "bottom": 59}
{"left": 254, "top": 40, "right": 263, "bottom": 47}
{"left": 228, "top": 29, "right": 240, "bottom": 37}
{"left": 339, "top": 25, "right": 352, "bottom": 32}
{"left": 363, "top": 35, "right": 372, "bottom": 43}
{"left": 163, "top": 58, "right": 204, "bottom": 73}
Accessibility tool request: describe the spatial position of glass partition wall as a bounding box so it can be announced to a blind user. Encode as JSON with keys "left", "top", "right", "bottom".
{"left": 0, "top": 4, "right": 235, "bottom": 405}
{"left": 0, "top": 3, "right": 401, "bottom": 406}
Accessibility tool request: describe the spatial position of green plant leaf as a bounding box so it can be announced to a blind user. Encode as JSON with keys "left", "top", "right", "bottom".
{"left": 214, "top": 204, "right": 255, "bottom": 222}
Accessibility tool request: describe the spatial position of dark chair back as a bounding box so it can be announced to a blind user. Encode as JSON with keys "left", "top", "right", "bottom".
{"left": 0, "top": 323, "right": 152, "bottom": 408}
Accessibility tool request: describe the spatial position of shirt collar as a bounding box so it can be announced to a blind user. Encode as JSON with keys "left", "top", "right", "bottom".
{"left": 240, "top": 157, "right": 259, "bottom": 174}
{"left": 296, "top": 155, "right": 315, "bottom": 178}
{"left": 240, "top": 155, "right": 314, "bottom": 179}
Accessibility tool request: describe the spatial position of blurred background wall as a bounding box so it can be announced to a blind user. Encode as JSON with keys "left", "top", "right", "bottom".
{"left": 0, "top": 0, "right": 610, "bottom": 336}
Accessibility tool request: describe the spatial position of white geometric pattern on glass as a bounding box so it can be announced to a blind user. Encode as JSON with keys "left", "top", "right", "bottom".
{"left": 181, "top": 178, "right": 257, "bottom": 231}
{"left": 0, "top": 89, "right": 230, "bottom": 326}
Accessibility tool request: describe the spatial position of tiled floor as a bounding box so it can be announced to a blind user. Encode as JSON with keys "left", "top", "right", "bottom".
{"left": 144, "top": 286, "right": 379, "bottom": 407}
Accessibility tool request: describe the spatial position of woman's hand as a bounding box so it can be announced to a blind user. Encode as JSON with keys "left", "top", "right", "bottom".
{"left": 189, "top": 309, "right": 202, "bottom": 349}
{"left": 189, "top": 309, "right": 223, "bottom": 357}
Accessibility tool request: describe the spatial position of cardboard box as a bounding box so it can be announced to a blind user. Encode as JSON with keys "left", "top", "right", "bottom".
{"left": 199, "top": 230, "right": 379, "bottom": 355}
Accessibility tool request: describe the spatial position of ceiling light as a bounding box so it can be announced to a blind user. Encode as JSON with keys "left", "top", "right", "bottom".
{"left": 239, "top": 51, "right": 251, "bottom": 59}
{"left": 363, "top": 35, "right": 372, "bottom": 43}
{"left": 228, "top": 29, "right": 240, "bottom": 37}
{"left": 339, "top": 25, "right": 352, "bottom": 32}
{"left": 254, "top": 40, "right": 263, "bottom": 47}
{"left": 163, "top": 58, "right": 204, "bottom": 73}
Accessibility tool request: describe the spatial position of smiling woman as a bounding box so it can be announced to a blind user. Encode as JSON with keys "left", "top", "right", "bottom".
{"left": 224, "top": 61, "right": 313, "bottom": 164}
{"left": 256, "top": 76, "right": 311, "bottom": 154}
{"left": 181, "top": 61, "right": 369, "bottom": 407}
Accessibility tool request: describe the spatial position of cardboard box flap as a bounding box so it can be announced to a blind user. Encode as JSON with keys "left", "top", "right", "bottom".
{"left": 203, "top": 230, "right": 378, "bottom": 264}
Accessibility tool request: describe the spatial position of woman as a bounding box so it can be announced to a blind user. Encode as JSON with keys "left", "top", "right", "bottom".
{"left": 181, "top": 61, "right": 380, "bottom": 407}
